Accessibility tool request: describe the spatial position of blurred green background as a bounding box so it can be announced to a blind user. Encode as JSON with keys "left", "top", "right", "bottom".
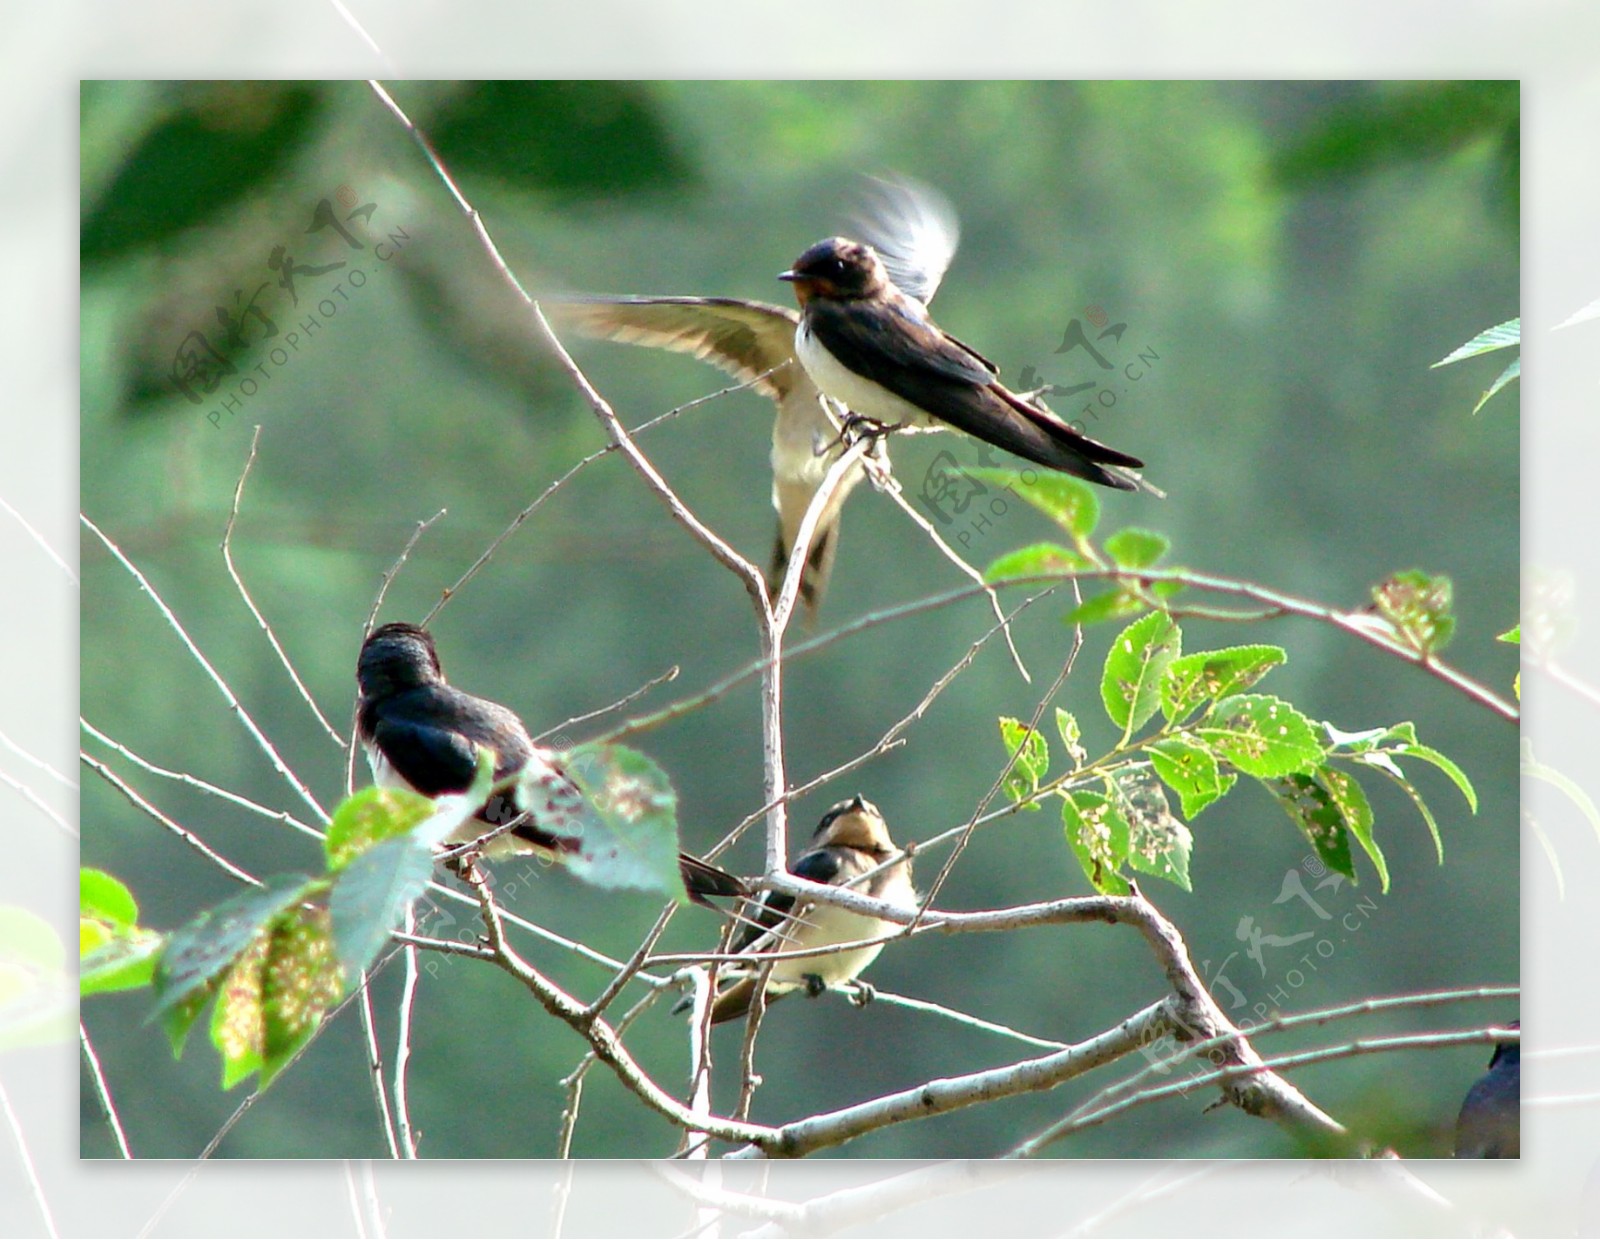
{"left": 79, "top": 80, "right": 1518, "bottom": 1159}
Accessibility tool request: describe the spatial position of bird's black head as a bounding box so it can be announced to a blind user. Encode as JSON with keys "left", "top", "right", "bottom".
{"left": 357, "top": 622, "right": 444, "bottom": 698}
{"left": 779, "top": 237, "right": 889, "bottom": 304}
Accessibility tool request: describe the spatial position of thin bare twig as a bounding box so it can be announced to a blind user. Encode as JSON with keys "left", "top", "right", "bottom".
{"left": 534, "top": 664, "right": 679, "bottom": 743}
{"left": 393, "top": 912, "right": 422, "bottom": 1159}
{"left": 0, "top": 493, "right": 76, "bottom": 582}
{"left": 353, "top": 980, "right": 402, "bottom": 1160}
{"left": 81, "top": 512, "right": 330, "bottom": 822}
{"left": 0, "top": 767, "right": 74, "bottom": 836}
{"left": 222, "top": 426, "right": 345, "bottom": 746}
{"left": 81, "top": 752, "right": 260, "bottom": 887}
{"left": 0, "top": 727, "right": 76, "bottom": 789}
{"left": 79, "top": 1023, "right": 131, "bottom": 1158}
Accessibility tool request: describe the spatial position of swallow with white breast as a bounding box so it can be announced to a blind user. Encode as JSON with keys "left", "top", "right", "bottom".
{"left": 547, "top": 177, "right": 965, "bottom": 619}
{"left": 779, "top": 235, "right": 1152, "bottom": 492}
{"left": 355, "top": 622, "right": 745, "bottom": 905}
{"left": 697, "top": 794, "right": 914, "bottom": 1024}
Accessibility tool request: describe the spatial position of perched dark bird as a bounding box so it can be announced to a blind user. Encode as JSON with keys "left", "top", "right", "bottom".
{"left": 1454, "top": 1022, "right": 1520, "bottom": 1158}
{"left": 698, "top": 795, "right": 914, "bottom": 1024}
{"left": 547, "top": 178, "right": 964, "bottom": 618}
{"left": 780, "top": 236, "right": 1151, "bottom": 492}
{"left": 355, "top": 622, "right": 744, "bottom": 905}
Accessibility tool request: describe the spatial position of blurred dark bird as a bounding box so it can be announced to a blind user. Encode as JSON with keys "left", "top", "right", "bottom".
{"left": 780, "top": 235, "right": 1153, "bottom": 493}
{"left": 547, "top": 177, "right": 966, "bottom": 618}
{"left": 355, "top": 622, "right": 745, "bottom": 905}
{"left": 1454, "top": 1022, "right": 1520, "bottom": 1158}
{"left": 698, "top": 794, "right": 914, "bottom": 1024}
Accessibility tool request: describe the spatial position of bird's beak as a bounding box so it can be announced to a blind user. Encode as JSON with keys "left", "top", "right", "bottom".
{"left": 846, "top": 794, "right": 866, "bottom": 812}
{"left": 777, "top": 270, "right": 800, "bottom": 282}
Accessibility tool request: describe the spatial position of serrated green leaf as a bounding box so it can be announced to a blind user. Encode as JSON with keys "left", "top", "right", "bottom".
{"left": 1160, "top": 645, "right": 1287, "bottom": 723}
{"left": 562, "top": 743, "right": 687, "bottom": 899}
{"left": 1371, "top": 570, "right": 1456, "bottom": 655}
{"left": 1113, "top": 770, "right": 1193, "bottom": 891}
{"left": 965, "top": 468, "right": 1100, "bottom": 541}
{"left": 1197, "top": 695, "right": 1324, "bottom": 779}
{"left": 325, "top": 786, "right": 437, "bottom": 872}
{"left": 1317, "top": 765, "right": 1387, "bottom": 891}
{"left": 162, "top": 987, "right": 210, "bottom": 1058}
{"left": 1054, "top": 708, "right": 1087, "bottom": 769}
{"left": 210, "top": 904, "right": 343, "bottom": 1090}
{"left": 329, "top": 835, "right": 435, "bottom": 977}
{"left": 1391, "top": 742, "right": 1478, "bottom": 814}
{"left": 1104, "top": 528, "right": 1170, "bottom": 570}
{"left": 1433, "top": 318, "right": 1520, "bottom": 366}
{"left": 1472, "top": 355, "right": 1519, "bottom": 414}
{"left": 1267, "top": 772, "right": 1356, "bottom": 881}
{"left": 151, "top": 875, "right": 315, "bottom": 1018}
{"left": 80, "top": 869, "right": 139, "bottom": 929}
{"left": 1064, "top": 589, "right": 1146, "bottom": 627}
{"left": 984, "top": 541, "right": 1089, "bottom": 584}
{"left": 80, "top": 932, "right": 163, "bottom": 996}
{"left": 998, "top": 717, "right": 1050, "bottom": 807}
{"left": 1061, "top": 790, "right": 1131, "bottom": 895}
{"left": 1146, "top": 736, "right": 1237, "bottom": 819}
{"left": 1101, "top": 612, "right": 1182, "bottom": 733}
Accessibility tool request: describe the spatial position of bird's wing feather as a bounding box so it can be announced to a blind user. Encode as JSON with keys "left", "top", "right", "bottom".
{"left": 809, "top": 296, "right": 1145, "bottom": 482}
{"left": 367, "top": 714, "right": 482, "bottom": 799}
{"left": 547, "top": 296, "right": 806, "bottom": 401}
{"left": 850, "top": 175, "right": 961, "bottom": 307}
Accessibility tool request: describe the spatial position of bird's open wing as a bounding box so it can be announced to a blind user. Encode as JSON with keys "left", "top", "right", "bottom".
{"left": 547, "top": 295, "right": 804, "bottom": 401}
{"left": 551, "top": 294, "right": 863, "bottom": 618}
{"left": 850, "top": 174, "right": 961, "bottom": 307}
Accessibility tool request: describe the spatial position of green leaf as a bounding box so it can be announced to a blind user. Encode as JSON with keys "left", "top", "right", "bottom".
{"left": 1390, "top": 741, "right": 1478, "bottom": 814}
{"left": 81, "top": 869, "right": 139, "bottom": 929}
{"left": 1196, "top": 694, "right": 1324, "bottom": 779}
{"left": 1104, "top": 528, "right": 1170, "bottom": 570}
{"left": 151, "top": 875, "right": 316, "bottom": 1018}
{"left": 1146, "top": 736, "right": 1237, "bottom": 819}
{"left": 998, "top": 717, "right": 1050, "bottom": 808}
{"left": 1471, "top": 355, "right": 1519, "bottom": 415}
{"left": 1160, "top": 645, "right": 1287, "bottom": 723}
{"left": 1266, "top": 771, "right": 1356, "bottom": 882}
{"left": 1054, "top": 708, "right": 1087, "bottom": 769}
{"left": 328, "top": 835, "right": 435, "bottom": 977}
{"left": 80, "top": 932, "right": 163, "bottom": 996}
{"left": 162, "top": 988, "right": 210, "bottom": 1058}
{"left": 1432, "top": 317, "right": 1520, "bottom": 366}
{"left": 211, "top": 904, "right": 343, "bottom": 1090}
{"left": 1061, "top": 790, "right": 1131, "bottom": 895}
{"left": 1101, "top": 612, "right": 1181, "bottom": 733}
{"left": 1497, "top": 625, "right": 1520, "bottom": 645}
{"left": 325, "top": 786, "right": 437, "bottom": 872}
{"left": 562, "top": 744, "right": 687, "bottom": 900}
{"left": 1371, "top": 570, "right": 1456, "bottom": 655}
{"left": 1064, "top": 589, "right": 1147, "bottom": 627}
{"left": 984, "top": 541, "right": 1089, "bottom": 584}
{"left": 1113, "top": 771, "right": 1193, "bottom": 891}
{"left": 965, "top": 468, "right": 1099, "bottom": 541}
{"left": 1318, "top": 765, "right": 1387, "bottom": 891}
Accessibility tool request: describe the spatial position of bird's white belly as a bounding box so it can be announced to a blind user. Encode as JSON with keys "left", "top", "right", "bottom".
{"left": 795, "top": 319, "right": 934, "bottom": 429}
{"left": 767, "top": 902, "right": 890, "bottom": 988}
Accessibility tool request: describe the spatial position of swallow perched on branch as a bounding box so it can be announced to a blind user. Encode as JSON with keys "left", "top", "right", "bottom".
{"left": 699, "top": 794, "right": 914, "bottom": 1024}
{"left": 1454, "top": 1022, "right": 1520, "bottom": 1158}
{"left": 355, "top": 622, "right": 745, "bottom": 904}
{"left": 546, "top": 178, "right": 965, "bottom": 619}
{"left": 779, "top": 234, "right": 1152, "bottom": 492}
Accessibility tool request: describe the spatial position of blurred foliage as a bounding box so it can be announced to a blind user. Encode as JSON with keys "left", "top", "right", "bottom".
{"left": 79, "top": 81, "right": 1518, "bottom": 1159}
